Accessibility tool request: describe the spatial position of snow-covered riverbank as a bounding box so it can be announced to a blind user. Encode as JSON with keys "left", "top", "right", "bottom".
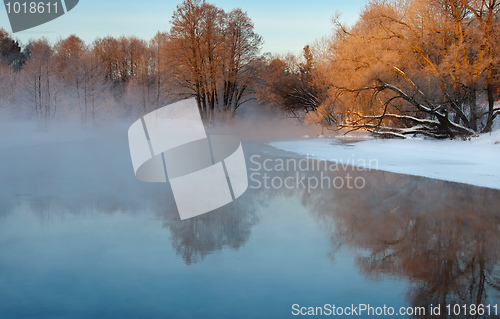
{"left": 2, "top": 121, "right": 499, "bottom": 190}
{"left": 269, "top": 131, "right": 500, "bottom": 190}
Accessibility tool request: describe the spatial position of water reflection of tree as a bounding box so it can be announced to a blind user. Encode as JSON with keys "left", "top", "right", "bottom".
{"left": 12, "top": 141, "right": 500, "bottom": 308}
{"left": 305, "top": 168, "right": 500, "bottom": 318}
{"left": 10, "top": 152, "right": 263, "bottom": 267}
{"left": 161, "top": 191, "right": 259, "bottom": 264}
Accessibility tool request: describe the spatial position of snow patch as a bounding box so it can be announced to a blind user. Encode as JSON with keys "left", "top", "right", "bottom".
{"left": 269, "top": 131, "right": 500, "bottom": 190}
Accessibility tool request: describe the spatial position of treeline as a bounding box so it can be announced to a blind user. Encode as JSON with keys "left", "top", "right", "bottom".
{"left": 259, "top": 0, "right": 500, "bottom": 138}
{"left": 1, "top": 0, "right": 499, "bottom": 138}
{"left": 0, "top": 29, "right": 170, "bottom": 128}
{"left": 0, "top": 0, "right": 262, "bottom": 128}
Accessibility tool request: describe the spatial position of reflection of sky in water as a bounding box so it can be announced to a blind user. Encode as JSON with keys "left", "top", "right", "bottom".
{"left": 0, "top": 130, "right": 499, "bottom": 318}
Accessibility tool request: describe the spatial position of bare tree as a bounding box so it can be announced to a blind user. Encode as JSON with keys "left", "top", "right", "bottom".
{"left": 460, "top": 0, "right": 500, "bottom": 132}
{"left": 311, "top": 0, "right": 499, "bottom": 138}
{"left": 54, "top": 35, "right": 87, "bottom": 122}
{"left": 20, "top": 39, "right": 59, "bottom": 129}
{"left": 149, "top": 32, "right": 172, "bottom": 108}
{"left": 93, "top": 36, "right": 130, "bottom": 89}
{"left": 79, "top": 47, "right": 107, "bottom": 123}
{"left": 168, "top": 0, "right": 262, "bottom": 123}
{"left": 219, "top": 8, "right": 262, "bottom": 121}
{"left": 256, "top": 46, "right": 329, "bottom": 123}
{"left": 168, "top": 0, "right": 222, "bottom": 122}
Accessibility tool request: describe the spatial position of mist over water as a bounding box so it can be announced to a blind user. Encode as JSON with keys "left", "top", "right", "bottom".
{"left": 1, "top": 0, "right": 498, "bottom": 315}
{"left": 0, "top": 118, "right": 499, "bottom": 318}
{"left": 1, "top": 95, "right": 499, "bottom": 318}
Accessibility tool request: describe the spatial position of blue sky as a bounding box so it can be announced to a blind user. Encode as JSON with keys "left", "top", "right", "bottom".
{"left": 1, "top": 0, "right": 367, "bottom": 54}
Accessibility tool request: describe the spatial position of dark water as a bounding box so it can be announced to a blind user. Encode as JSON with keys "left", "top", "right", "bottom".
{"left": 0, "top": 130, "right": 499, "bottom": 318}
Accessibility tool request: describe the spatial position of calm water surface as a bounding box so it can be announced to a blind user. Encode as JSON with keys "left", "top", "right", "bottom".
{"left": 0, "top": 130, "right": 499, "bottom": 318}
